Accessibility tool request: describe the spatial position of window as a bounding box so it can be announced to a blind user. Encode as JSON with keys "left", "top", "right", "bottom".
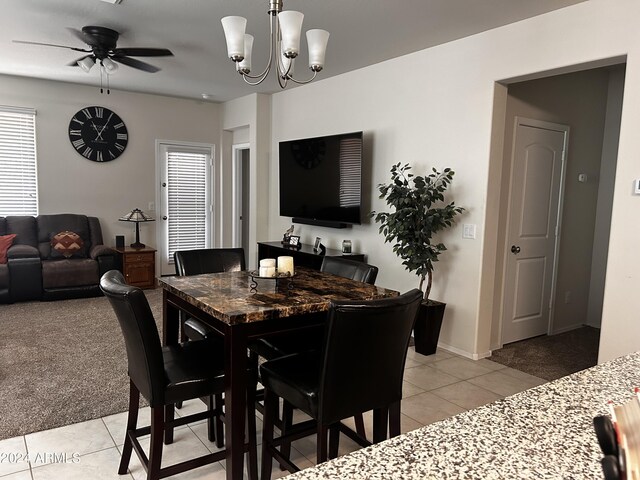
{"left": 0, "top": 106, "right": 38, "bottom": 216}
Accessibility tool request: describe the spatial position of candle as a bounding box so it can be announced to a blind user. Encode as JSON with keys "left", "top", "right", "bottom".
{"left": 259, "top": 266, "right": 276, "bottom": 277}
{"left": 260, "top": 258, "right": 276, "bottom": 268}
{"left": 277, "top": 256, "right": 294, "bottom": 276}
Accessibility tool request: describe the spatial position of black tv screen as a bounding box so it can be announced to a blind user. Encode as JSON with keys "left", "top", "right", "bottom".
{"left": 279, "top": 132, "right": 363, "bottom": 226}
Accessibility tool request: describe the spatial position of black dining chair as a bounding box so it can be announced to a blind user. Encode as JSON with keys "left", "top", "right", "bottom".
{"left": 100, "top": 270, "right": 258, "bottom": 480}
{"left": 249, "top": 256, "right": 379, "bottom": 445}
{"left": 174, "top": 247, "right": 245, "bottom": 342}
{"left": 259, "top": 289, "right": 423, "bottom": 478}
{"left": 172, "top": 247, "right": 246, "bottom": 444}
{"left": 251, "top": 256, "right": 379, "bottom": 363}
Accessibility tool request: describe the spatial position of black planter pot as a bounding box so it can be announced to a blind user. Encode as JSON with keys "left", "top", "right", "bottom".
{"left": 413, "top": 299, "right": 446, "bottom": 356}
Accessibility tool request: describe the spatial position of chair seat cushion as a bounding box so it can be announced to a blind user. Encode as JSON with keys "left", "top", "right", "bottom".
{"left": 259, "top": 351, "right": 321, "bottom": 418}
{"left": 162, "top": 339, "right": 225, "bottom": 405}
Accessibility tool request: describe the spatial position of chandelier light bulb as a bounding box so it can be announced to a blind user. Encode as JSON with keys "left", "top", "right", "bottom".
{"left": 306, "top": 29, "right": 329, "bottom": 71}
{"left": 221, "top": 16, "right": 247, "bottom": 61}
{"left": 238, "top": 34, "right": 254, "bottom": 74}
{"left": 278, "top": 10, "right": 304, "bottom": 58}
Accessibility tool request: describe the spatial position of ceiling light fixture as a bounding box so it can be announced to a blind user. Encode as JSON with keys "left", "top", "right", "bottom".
{"left": 221, "top": 0, "right": 329, "bottom": 89}
{"left": 77, "top": 56, "right": 95, "bottom": 73}
{"left": 101, "top": 57, "right": 118, "bottom": 74}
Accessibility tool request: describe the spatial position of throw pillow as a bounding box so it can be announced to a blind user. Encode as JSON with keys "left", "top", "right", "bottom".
{"left": 50, "top": 231, "right": 85, "bottom": 259}
{"left": 0, "top": 234, "right": 16, "bottom": 264}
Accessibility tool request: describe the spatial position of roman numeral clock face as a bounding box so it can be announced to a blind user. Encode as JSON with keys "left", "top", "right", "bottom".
{"left": 68, "top": 106, "right": 128, "bottom": 162}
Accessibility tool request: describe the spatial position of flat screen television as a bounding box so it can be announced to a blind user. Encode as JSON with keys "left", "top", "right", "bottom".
{"left": 279, "top": 131, "right": 363, "bottom": 228}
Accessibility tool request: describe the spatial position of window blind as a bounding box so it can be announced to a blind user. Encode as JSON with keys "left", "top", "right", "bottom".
{"left": 0, "top": 106, "right": 38, "bottom": 216}
{"left": 338, "top": 138, "right": 361, "bottom": 207}
{"left": 166, "top": 149, "right": 208, "bottom": 263}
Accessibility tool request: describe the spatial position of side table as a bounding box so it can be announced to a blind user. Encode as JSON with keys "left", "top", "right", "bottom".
{"left": 113, "top": 246, "right": 157, "bottom": 289}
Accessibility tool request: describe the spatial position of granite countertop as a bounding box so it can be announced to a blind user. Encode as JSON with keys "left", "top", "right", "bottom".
{"left": 158, "top": 266, "right": 398, "bottom": 325}
{"left": 286, "top": 352, "right": 640, "bottom": 479}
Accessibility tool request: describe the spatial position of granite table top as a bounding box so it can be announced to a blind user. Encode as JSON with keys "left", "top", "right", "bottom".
{"left": 286, "top": 352, "right": 640, "bottom": 479}
{"left": 158, "top": 266, "right": 399, "bottom": 325}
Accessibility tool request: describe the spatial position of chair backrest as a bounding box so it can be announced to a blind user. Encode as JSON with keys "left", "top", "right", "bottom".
{"left": 174, "top": 248, "right": 246, "bottom": 276}
{"left": 319, "top": 256, "right": 379, "bottom": 285}
{"left": 100, "top": 270, "right": 166, "bottom": 407}
{"left": 318, "top": 288, "right": 423, "bottom": 425}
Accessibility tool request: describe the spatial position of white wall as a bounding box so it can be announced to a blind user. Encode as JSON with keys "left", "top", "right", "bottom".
{"left": 221, "top": 93, "right": 271, "bottom": 268}
{"left": 267, "top": 0, "right": 640, "bottom": 361}
{"left": 0, "top": 74, "right": 220, "bottom": 257}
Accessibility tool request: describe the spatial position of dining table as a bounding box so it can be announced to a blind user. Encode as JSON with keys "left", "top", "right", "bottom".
{"left": 157, "top": 265, "right": 399, "bottom": 480}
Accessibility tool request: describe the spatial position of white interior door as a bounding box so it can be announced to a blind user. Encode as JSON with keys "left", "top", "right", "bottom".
{"left": 502, "top": 118, "right": 569, "bottom": 344}
{"left": 156, "top": 141, "right": 214, "bottom": 276}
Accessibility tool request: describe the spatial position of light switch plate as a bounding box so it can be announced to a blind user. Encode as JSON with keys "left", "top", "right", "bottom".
{"left": 635, "top": 179, "right": 640, "bottom": 195}
{"left": 463, "top": 224, "right": 476, "bottom": 239}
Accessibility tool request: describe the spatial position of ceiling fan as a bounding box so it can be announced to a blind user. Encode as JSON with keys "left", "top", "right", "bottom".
{"left": 13, "top": 25, "right": 173, "bottom": 73}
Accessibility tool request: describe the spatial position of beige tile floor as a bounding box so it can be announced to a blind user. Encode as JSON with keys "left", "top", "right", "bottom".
{"left": 0, "top": 347, "right": 545, "bottom": 480}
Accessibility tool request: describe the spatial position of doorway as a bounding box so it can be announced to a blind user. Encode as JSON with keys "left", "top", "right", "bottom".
{"left": 493, "top": 65, "right": 625, "bottom": 360}
{"left": 232, "top": 144, "right": 250, "bottom": 263}
{"left": 156, "top": 140, "right": 214, "bottom": 276}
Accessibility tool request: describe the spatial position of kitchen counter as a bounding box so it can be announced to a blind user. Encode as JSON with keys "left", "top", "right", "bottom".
{"left": 286, "top": 352, "right": 640, "bottom": 479}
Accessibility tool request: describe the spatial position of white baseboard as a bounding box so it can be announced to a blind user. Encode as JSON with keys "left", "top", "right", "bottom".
{"left": 435, "top": 342, "right": 492, "bottom": 360}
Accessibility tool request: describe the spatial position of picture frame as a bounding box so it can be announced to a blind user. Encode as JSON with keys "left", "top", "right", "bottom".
{"left": 313, "top": 237, "right": 322, "bottom": 252}
{"left": 288, "top": 235, "right": 301, "bottom": 247}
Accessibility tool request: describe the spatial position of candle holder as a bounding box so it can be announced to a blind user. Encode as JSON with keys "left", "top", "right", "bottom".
{"left": 248, "top": 270, "right": 295, "bottom": 293}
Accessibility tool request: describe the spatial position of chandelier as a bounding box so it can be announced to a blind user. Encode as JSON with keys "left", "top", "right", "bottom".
{"left": 221, "top": 0, "right": 329, "bottom": 89}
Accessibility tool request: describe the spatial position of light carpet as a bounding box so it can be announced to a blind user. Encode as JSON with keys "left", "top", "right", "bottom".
{"left": 0, "top": 289, "right": 162, "bottom": 440}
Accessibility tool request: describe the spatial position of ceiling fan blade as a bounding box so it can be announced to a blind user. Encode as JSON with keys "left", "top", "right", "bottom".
{"left": 67, "top": 55, "right": 92, "bottom": 67}
{"left": 111, "top": 56, "right": 160, "bottom": 73}
{"left": 113, "top": 48, "right": 173, "bottom": 57}
{"left": 12, "top": 40, "right": 89, "bottom": 52}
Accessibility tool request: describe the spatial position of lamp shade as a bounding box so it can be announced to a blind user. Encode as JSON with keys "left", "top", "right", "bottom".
{"left": 238, "top": 34, "right": 254, "bottom": 73}
{"left": 77, "top": 56, "right": 95, "bottom": 73}
{"left": 119, "top": 208, "right": 155, "bottom": 223}
{"left": 102, "top": 57, "right": 119, "bottom": 74}
{"left": 119, "top": 208, "right": 155, "bottom": 249}
{"left": 221, "top": 16, "right": 247, "bottom": 61}
{"left": 278, "top": 10, "right": 304, "bottom": 57}
{"left": 307, "top": 29, "right": 329, "bottom": 71}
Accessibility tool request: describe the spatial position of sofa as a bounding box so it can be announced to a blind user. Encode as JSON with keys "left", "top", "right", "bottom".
{"left": 0, "top": 214, "right": 117, "bottom": 303}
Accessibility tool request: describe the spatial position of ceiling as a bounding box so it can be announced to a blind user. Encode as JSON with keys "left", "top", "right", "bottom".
{"left": 1, "top": 0, "right": 586, "bottom": 103}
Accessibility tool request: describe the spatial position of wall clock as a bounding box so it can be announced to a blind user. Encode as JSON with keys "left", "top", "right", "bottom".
{"left": 68, "top": 106, "right": 128, "bottom": 162}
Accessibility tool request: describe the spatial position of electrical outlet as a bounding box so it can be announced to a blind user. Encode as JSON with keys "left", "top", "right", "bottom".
{"left": 148, "top": 201, "right": 155, "bottom": 211}
{"left": 564, "top": 291, "right": 571, "bottom": 304}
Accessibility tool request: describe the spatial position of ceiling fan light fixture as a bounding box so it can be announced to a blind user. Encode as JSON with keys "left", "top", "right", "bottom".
{"left": 77, "top": 56, "right": 95, "bottom": 73}
{"left": 102, "top": 57, "right": 118, "bottom": 73}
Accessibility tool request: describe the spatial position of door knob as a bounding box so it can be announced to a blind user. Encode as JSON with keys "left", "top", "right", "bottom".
{"left": 511, "top": 245, "right": 521, "bottom": 254}
{"left": 162, "top": 216, "right": 168, "bottom": 220}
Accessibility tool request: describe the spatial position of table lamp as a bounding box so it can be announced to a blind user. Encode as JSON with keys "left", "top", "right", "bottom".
{"left": 118, "top": 208, "right": 155, "bottom": 248}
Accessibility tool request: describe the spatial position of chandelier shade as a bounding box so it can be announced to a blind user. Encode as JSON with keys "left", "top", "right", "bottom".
{"left": 221, "top": 16, "right": 247, "bottom": 61}
{"left": 221, "top": 0, "right": 329, "bottom": 89}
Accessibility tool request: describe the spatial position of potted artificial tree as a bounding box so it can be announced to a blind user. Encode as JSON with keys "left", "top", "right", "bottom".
{"left": 372, "top": 163, "right": 464, "bottom": 355}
